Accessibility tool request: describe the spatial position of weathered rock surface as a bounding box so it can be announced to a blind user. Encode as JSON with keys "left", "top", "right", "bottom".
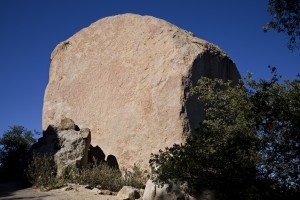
{"left": 117, "top": 186, "right": 141, "bottom": 200}
{"left": 143, "top": 180, "right": 218, "bottom": 200}
{"left": 143, "top": 180, "right": 188, "bottom": 200}
{"left": 30, "top": 118, "right": 91, "bottom": 176}
{"left": 100, "top": 189, "right": 113, "bottom": 195}
{"left": 43, "top": 13, "right": 240, "bottom": 170}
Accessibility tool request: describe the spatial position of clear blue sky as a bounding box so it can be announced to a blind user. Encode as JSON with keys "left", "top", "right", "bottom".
{"left": 0, "top": 0, "right": 299, "bottom": 136}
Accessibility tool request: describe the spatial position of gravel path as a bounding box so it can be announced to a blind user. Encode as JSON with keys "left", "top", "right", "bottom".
{"left": 0, "top": 182, "right": 120, "bottom": 200}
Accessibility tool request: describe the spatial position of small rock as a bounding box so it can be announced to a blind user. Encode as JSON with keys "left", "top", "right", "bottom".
{"left": 64, "top": 186, "right": 74, "bottom": 191}
{"left": 85, "top": 185, "right": 93, "bottom": 190}
{"left": 95, "top": 185, "right": 102, "bottom": 189}
{"left": 59, "top": 118, "right": 76, "bottom": 130}
{"left": 117, "top": 186, "right": 140, "bottom": 200}
{"left": 80, "top": 128, "right": 91, "bottom": 139}
{"left": 112, "top": 192, "right": 118, "bottom": 196}
{"left": 91, "top": 188, "right": 101, "bottom": 194}
{"left": 100, "top": 190, "right": 112, "bottom": 195}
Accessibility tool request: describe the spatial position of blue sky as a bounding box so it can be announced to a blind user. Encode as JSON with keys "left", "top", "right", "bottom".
{"left": 0, "top": 0, "right": 299, "bottom": 136}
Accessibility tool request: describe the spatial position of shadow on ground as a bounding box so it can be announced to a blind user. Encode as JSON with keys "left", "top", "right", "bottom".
{"left": 0, "top": 181, "right": 50, "bottom": 200}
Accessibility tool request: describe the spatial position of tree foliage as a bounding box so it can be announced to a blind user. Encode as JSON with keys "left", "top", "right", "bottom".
{"left": 150, "top": 78, "right": 259, "bottom": 199}
{"left": 264, "top": 0, "right": 300, "bottom": 50}
{"left": 149, "top": 68, "right": 300, "bottom": 199}
{"left": 0, "top": 126, "right": 37, "bottom": 181}
{"left": 247, "top": 69, "right": 300, "bottom": 194}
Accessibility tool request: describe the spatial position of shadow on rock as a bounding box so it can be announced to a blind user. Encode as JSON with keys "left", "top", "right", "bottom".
{"left": 88, "top": 145, "right": 105, "bottom": 164}
{"left": 107, "top": 155, "right": 119, "bottom": 170}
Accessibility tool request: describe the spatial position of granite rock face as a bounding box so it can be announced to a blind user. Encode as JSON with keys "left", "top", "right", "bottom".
{"left": 43, "top": 14, "right": 240, "bottom": 170}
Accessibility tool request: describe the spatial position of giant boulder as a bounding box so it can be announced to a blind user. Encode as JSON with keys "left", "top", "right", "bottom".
{"left": 43, "top": 14, "right": 240, "bottom": 170}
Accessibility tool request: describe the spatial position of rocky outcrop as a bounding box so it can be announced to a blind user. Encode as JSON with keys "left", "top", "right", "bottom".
{"left": 43, "top": 14, "right": 240, "bottom": 170}
{"left": 29, "top": 118, "right": 117, "bottom": 176}
{"left": 143, "top": 180, "right": 188, "bottom": 200}
{"left": 143, "top": 180, "right": 218, "bottom": 200}
{"left": 117, "top": 186, "right": 141, "bottom": 200}
{"left": 29, "top": 118, "right": 91, "bottom": 176}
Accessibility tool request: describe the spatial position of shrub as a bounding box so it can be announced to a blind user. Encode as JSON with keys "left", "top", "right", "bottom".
{"left": 0, "top": 126, "right": 37, "bottom": 181}
{"left": 122, "top": 164, "right": 148, "bottom": 189}
{"left": 65, "top": 161, "right": 124, "bottom": 191}
{"left": 26, "top": 153, "right": 64, "bottom": 190}
{"left": 150, "top": 77, "right": 258, "bottom": 198}
{"left": 64, "top": 161, "right": 147, "bottom": 191}
{"left": 149, "top": 70, "right": 300, "bottom": 199}
{"left": 26, "top": 154, "right": 147, "bottom": 191}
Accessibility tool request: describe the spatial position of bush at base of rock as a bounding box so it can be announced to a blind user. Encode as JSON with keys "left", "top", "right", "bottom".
{"left": 26, "top": 153, "right": 66, "bottom": 190}
{"left": 26, "top": 153, "right": 147, "bottom": 192}
{"left": 122, "top": 163, "right": 148, "bottom": 189}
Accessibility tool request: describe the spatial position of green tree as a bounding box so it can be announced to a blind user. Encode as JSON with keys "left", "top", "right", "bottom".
{"left": 149, "top": 69, "right": 300, "bottom": 199}
{"left": 247, "top": 69, "right": 300, "bottom": 196}
{"left": 0, "top": 126, "right": 37, "bottom": 181}
{"left": 264, "top": 0, "right": 300, "bottom": 50}
{"left": 150, "top": 78, "right": 259, "bottom": 199}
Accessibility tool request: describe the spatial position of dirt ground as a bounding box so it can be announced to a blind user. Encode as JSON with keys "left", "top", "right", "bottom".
{"left": 0, "top": 181, "right": 120, "bottom": 200}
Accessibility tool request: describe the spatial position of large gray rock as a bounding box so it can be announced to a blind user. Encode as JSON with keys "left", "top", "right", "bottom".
{"left": 117, "top": 186, "right": 141, "bottom": 200}
{"left": 30, "top": 118, "right": 91, "bottom": 176}
{"left": 143, "top": 179, "right": 188, "bottom": 200}
{"left": 43, "top": 14, "right": 240, "bottom": 170}
{"left": 143, "top": 180, "right": 216, "bottom": 200}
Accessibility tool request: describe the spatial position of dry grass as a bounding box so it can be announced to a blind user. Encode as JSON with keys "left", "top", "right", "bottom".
{"left": 26, "top": 154, "right": 147, "bottom": 191}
